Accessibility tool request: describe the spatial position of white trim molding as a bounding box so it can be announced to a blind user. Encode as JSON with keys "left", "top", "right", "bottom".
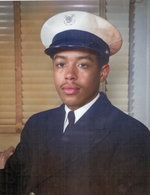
{"left": 129, "top": 0, "right": 150, "bottom": 129}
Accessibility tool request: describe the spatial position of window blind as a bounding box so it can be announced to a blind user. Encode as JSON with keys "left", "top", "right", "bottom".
{"left": 106, "top": 0, "right": 129, "bottom": 114}
{"left": 0, "top": 1, "right": 16, "bottom": 133}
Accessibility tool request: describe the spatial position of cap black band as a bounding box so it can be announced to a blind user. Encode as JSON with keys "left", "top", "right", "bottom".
{"left": 45, "top": 30, "right": 110, "bottom": 64}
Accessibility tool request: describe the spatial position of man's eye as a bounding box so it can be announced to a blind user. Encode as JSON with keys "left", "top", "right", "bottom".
{"left": 56, "top": 63, "right": 65, "bottom": 68}
{"left": 78, "top": 63, "right": 88, "bottom": 68}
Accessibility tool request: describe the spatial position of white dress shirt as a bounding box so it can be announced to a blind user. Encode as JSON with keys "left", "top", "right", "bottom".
{"left": 63, "top": 93, "right": 100, "bottom": 132}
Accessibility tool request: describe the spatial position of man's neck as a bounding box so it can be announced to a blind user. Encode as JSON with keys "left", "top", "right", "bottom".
{"left": 65, "top": 93, "right": 100, "bottom": 123}
{"left": 63, "top": 93, "right": 100, "bottom": 132}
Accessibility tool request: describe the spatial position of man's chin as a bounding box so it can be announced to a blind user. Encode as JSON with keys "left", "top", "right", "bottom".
{"left": 62, "top": 98, "right": 81, "bottom": 110}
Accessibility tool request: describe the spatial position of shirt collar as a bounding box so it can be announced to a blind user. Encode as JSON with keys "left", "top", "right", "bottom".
{"left": 65, "top": 93, "right": 100, "bottom": 124}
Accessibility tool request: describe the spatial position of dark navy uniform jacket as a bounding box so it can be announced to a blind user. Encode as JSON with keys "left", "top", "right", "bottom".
{"left": 1, "top": 92, "right": 150, "bottom": 195}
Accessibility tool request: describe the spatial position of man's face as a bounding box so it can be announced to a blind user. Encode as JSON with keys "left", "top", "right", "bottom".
{"left": 53, "top": 50, "right": 108, "bottom": 111}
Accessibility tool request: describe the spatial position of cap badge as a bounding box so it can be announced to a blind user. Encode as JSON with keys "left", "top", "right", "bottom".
{"left": 64, "top": 14, "right": 75, "bottom": 26}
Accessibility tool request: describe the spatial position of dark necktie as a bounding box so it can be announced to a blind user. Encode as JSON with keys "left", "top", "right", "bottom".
{"left": 65, "top": 111, "right": 75, "bottom": 133}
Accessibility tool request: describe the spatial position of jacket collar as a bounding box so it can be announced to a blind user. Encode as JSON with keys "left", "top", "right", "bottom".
{"left": 74, "top": 92, "right": 112, "bottom": 130}
{"left": 60, "top": 92, "right": 112, "bottom": 149}
{"left": 28, "top": 92, "right": 112, "bottom": 192}
{"left": 51, "top": 92, "right": 112, "bottom": 140}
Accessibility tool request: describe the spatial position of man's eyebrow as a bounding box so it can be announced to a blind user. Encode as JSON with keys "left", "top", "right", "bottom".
{"left": 53, "top": 55, "right": 66, "bottom": 60}
{"left": 53, "top": 54, "right": 94, "bottom": 62}
{"left": 77, "top": 55, "right": 94, "bottom": 62}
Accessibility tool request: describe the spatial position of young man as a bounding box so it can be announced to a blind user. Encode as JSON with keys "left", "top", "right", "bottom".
{"left": 0, "top": 11, "right": 150, "bottom": 195}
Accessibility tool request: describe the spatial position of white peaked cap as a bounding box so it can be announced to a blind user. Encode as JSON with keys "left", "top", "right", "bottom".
{"left": 41, "top": 11, "right": 122, "bottom": 57}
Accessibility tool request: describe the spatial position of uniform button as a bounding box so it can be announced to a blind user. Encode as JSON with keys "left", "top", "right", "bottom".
{"left": 30, "top": 192, "right": 35, "bottom": 195}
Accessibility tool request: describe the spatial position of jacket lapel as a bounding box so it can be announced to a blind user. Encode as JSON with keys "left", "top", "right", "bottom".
{"left": 62, "top": 92, "right": 111, "bottom": 147}
{"left": 29, "top": 93, "right": 112, "bottom": 192}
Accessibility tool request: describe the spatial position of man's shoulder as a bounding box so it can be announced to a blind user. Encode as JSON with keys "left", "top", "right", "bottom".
{"left": 108, "top": 103, "right": 150, "bottom": 140}
{"left": 20, "top": 104, "right": 65, "bottom": 139}
{"left": 29, "top": 104, "right": 64, "bottom": 121}
{"left": 99, "top": 92, "right": 149, "bottom": 132}
{"left": 22, "top": 104, "right": 65, "bottom": 131}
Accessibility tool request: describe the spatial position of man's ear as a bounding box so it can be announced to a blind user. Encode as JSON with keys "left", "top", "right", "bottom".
{"left": 100, "top": 64, "right": 110, "bottom": 82}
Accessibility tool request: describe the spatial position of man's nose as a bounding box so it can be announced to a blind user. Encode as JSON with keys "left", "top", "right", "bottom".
{"left": 65, "top": 65, "right": 78, "bottom": 80}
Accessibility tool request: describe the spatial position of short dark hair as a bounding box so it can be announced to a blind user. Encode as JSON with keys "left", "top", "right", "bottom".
{"left": 83, "top": 48, "right": 109, "bottom": 70}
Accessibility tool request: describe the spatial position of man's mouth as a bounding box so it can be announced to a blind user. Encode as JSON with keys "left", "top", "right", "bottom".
{"left": 62, "top": 85, "right": 80, "bottom": 95}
